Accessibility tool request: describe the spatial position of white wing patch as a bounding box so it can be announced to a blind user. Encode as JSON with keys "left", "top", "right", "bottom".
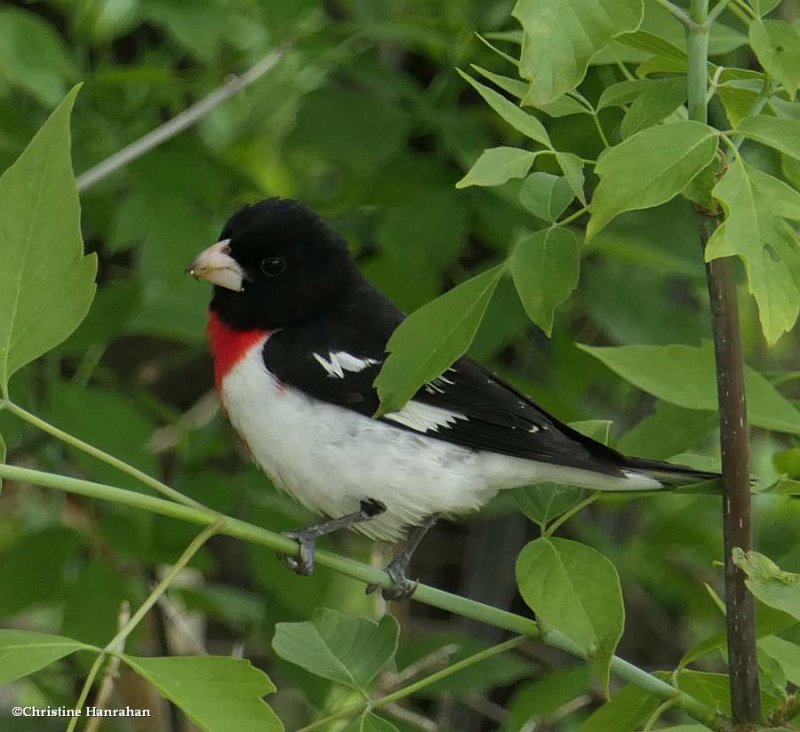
{"left": 424, "top": 374, "right": 456, "bottom": 395}
{"left": 313, "top": 351, "right": 380, "bottom": 379}
{"left": 384, "top": 400, "right": 466, "bottom": 433}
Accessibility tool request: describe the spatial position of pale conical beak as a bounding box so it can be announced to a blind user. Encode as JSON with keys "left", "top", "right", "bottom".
{"left": 186, "top": 239, "right": 244, "bottom": 292}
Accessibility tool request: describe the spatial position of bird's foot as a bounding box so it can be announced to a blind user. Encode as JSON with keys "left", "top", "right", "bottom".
{"left": 366, "top": 556, "right": 418, "bottom": 601}
{"left": 276, "top": 500, "right": 388, "bottom": 578}
{"left": 278, "top": 530, "right": 317, "bottom": 576}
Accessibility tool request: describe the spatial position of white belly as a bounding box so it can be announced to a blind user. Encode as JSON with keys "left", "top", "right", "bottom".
{"left": 220, "top": 340, "right": 496, "bottom": 541}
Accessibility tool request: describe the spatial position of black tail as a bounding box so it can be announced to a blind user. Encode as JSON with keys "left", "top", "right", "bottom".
{"left": 624, "top": 456, "right": 721, "bottom": 493}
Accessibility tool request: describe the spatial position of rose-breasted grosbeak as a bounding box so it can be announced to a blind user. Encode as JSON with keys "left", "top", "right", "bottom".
{"left": 188, "top": 198, "right": 715, "bottom": 599}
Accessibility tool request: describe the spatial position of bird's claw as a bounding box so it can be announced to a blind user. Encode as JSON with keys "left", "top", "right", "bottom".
{"left": 277, "top": 531, "right": 316, "bottom": 576}
{"left": 365, "top": 562, "right": 418, "bottom": 601}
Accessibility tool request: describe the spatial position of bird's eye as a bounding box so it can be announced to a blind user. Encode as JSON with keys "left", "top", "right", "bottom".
{"left": 260, "top": 257, "right": 286, "bottom": 276}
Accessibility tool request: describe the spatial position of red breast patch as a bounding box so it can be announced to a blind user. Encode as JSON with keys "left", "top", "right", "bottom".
{"left": 207, "top": 310, "right": 270, "bottom": 390}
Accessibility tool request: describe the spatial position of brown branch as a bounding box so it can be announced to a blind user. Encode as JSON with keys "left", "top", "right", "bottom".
{"left": 702, "top": 224, "right": 760, "bottom": 724}
{"left": 76, "top": 46, "right": 288, "bottom": 193}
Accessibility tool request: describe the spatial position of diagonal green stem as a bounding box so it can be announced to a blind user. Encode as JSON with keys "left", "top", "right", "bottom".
{"left": 651, "top": 0, "right": 697, "bottom": 28}
{"left": 2, "top": 399, "right": 203, "bottom": 510}
{"left": 0, "top": 463, "right": 723, "bottom": 729}
{"left": 299, "top": 636, "right": 526, "bottom": 731}
{"left": 66, "top": 520, "right": 222, "bottom": 731}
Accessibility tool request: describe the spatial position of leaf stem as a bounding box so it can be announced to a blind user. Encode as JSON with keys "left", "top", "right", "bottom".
{"left": 76, "top": 46, "right": 288, "bottom": 192}
{"left": 2, "top": 399, "right": 203, "bottom": 510}
{"left": 707, "top": 0, "right": 737, "bottom": 23}
{"left": 555, "top": 206, "right": 590, "bottom": 228}
{"left": 298, "top": 637, "right": 526, "bottom": 731}
{"left": 544, "top": 494, "right": 598, "bottom": 537}
{"left": 592, "top": 113, "right": 611, "bottom": 148}
{"left": 0, "top": 462, "right": 723, "bottom": 729}
{"left": 66, "top": 520, "right": 221, "bottom": 731}
{"left": 687, "top": 0, "right": 760, "bottom": 722}
{"left": 732, "top": 0, "right": 759, "bottom": 20}
{"left": 651, "top": 0, "right": 697, "bottom": 28}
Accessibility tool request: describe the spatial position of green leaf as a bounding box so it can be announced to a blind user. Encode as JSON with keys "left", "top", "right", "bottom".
{"left": 458, "top": 70, "right": 551, "bottom": 147}
{"left": 774, "top": 447, "right": 800, "bottom": 478}
{"left": 375, "top": 265, "right": 505, "bottom": 415}
{"left": 343, "top": 712, "right": 398, "bottom": 732}
{"left": 582, "top": 684, "right": 659, "bottom": 732}
{"left": 514, "top": 484, "right": 588, "bottom": 529}
{"left": 750, "top": 20, "right": 800, "bottom": 100}
{"left": 679, "top": 603, "right": 796, "bottom": 668}
{"left": 675, "top": 671, "right": 733, "bottom": 714}
{"left": 615, "top": 30, "right": 687, "bottom": 63}
{"left": 518, "top": 173, "right": 575, "bottom": 222}
{"left": 556, "top": 152, "right": 586, "bottom": 205}
{"left": 0, "top": 9, "right": 76, "bottom": 105}
{"left": 618, "top": 402, "right": 718, "bottom": 460}
{"left": 737, "top": 115, "right": 800, "bottom": 160}
{"left": 511, "top": 227, "right": 580, "bottom": 335}
{"left": 733, "top": 549, "right": 800, "bottom": 622}
{"left": 759, "top": 636, "right": 800, "bottom": 686}
{"left": 0, "top": 430, "right": 4, "bottom": 494}
{"left": 683, "top": 156, "right": 723, "bottom": 212}
{"left": 597, "top": 79, "right": 657, "bottom": 110}
{"left": 516, "top": 537, "right": 624, "bottom": 692}
{"left": 620, "top": 78, "right": 685, "bottom": 138}
{"left": 527, "top": 94, "right": 590, "bottom": 118}
{"left": 512, "top": 0, "right": 643, "bottom": 105}
{"left": 587, "top": 121, "right": 718, "bottom": 240}
{"left": 470, "top": 65, "right": 528, "bottom": 101}
{"left": 717, "top": 82, "right": 761, "bottom": 128}
{"left": 572, "top": 419, "right": 612, "bottom": 444}
{"left": 456, "top": 147, "right": 538, "bottom": 189}
{"left": 753, "top": 0, "right": 783, "bottom": 14}
{"left": 706, "top": 160, "right": 800, "bottom": 344}
{"left": 579, "top": 341, "right": 800, "bottom": 435}
{"left": 0, "top": 629, "right": 90, "bottom": 684}
{"left": 123, "top": 655, "right": 283, "bottom": 732}
{"left": 272, "top": 609, "right": 398, "bottom": 693}
{"left": 0, "top": 85, "right": 96, "bottom": 397}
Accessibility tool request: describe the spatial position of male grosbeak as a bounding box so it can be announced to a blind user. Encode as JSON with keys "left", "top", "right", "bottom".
{"left": 188, "top": 198, "right": 714, "bottom": 599}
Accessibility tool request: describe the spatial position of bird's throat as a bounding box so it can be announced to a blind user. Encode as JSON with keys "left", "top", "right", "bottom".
{"left": 207, "top": 309, "right": 270, "bottom": 390}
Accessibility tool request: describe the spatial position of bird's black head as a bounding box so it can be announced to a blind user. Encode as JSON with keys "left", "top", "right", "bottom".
{"left": 188, "top": 198, "right": 358, "bottom": 330}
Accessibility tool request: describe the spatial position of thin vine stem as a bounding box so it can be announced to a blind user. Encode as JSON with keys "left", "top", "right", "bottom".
{"left": 555, "top": 206, "right": 590, "bottom": 228}
{"left": 66, "top": 520, "right": 222, "bottom": 732}
{"left": 732, "top": 0, "right": 759, "bottom": 20}
{"left": 2, "top": 399, "right": 203, "bottom": 510}
{"left": 299, "top": 636, "right": 526, "bottom": 731}
{"left": 0, "top": 462, "right": 723, "bottom": 729}
{"left": 651, "top": 0, "right": 697, "bottom": 28}
{"left": 544, "top": 494, "right": 598, "bottom": 537}
{"left": 707, "top": 0, "right": 738, "bottom": 23}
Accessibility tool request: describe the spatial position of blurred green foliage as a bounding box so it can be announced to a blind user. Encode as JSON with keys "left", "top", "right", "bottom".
{"left": 1, "top": 0, "right": 800, "bottom": 730}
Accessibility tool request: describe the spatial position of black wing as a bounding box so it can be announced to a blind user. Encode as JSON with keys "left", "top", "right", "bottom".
{"left": 263, "top": 321, "right": 628, "bottom": 479}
